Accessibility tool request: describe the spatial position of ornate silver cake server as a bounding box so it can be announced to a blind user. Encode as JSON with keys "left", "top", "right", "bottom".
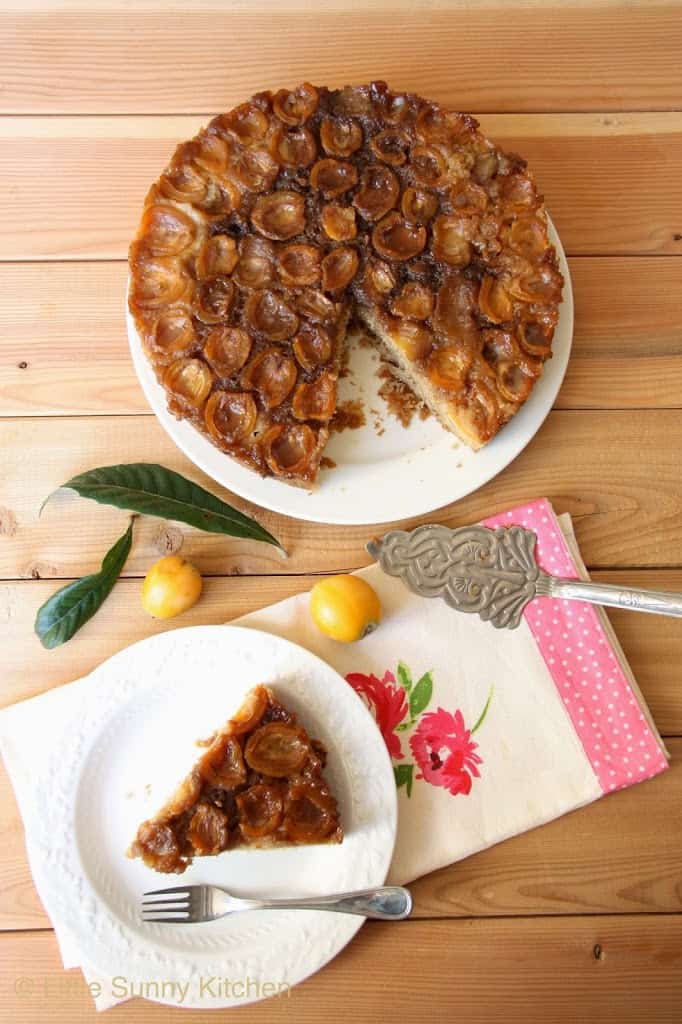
{"left": 367, "top": 524, "right": 682, "bottom": 629}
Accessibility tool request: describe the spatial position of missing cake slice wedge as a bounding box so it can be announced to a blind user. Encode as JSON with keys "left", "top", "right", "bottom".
{"left": 129, "top": 684, "right": 343, "bottom": 874}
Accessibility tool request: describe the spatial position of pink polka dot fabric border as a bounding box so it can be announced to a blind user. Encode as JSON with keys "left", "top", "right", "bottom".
{"left": 483, "top": 499, "right": 669, "bottom": 793}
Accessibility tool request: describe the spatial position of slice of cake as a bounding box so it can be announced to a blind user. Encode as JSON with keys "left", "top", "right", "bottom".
{"left": 129, "top": 685, "right": 343, "bottom": 874}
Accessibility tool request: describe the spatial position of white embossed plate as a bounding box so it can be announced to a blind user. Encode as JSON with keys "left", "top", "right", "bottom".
{"left": 127, "top": 220, "right": 572, "bottom": 526}
{"left": 29, "top": 626, "right": 397, "bottom": 1009}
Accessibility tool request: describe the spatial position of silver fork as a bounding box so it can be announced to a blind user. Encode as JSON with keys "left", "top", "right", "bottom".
{"left": 142, "top": 884, "right": 412, "bottom": 923}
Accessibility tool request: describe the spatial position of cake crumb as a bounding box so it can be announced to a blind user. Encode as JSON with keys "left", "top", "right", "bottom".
{"left": 376, "top": 363, "right": 430, "bottom": 428}
{"left": 330, "top": 399, "right": 366, "bottom": 433}
{"left": 320, "top": 456, "right": 337, "bottom": 469}
{"left": 368, "top": 405, "right": 385, "bottom": 436}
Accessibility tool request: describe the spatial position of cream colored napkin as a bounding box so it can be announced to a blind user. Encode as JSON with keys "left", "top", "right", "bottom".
{"left": 233, "top": 505, "right": 668, "bottom": 883}
{"left": 0, "top": 502, "right": 669, "bottom": 1010}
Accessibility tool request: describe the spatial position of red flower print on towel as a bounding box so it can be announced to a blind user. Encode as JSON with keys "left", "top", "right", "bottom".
{"left": 346, "top": 661, "right": 492, "bottom": 798}
{"left": 346, "top": 670, "right": 408, "bottom": 760}
{"left": 410, "top": 708, "right": 483, "bottom": 796}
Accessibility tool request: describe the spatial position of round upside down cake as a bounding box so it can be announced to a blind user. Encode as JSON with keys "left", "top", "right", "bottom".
{"left": 128, "top": 82, "right": 563, "bottom": 487}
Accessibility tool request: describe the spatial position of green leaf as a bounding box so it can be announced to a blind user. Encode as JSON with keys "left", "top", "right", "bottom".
{"left": 395, "top": 722, "right": 411, "bottom": 732}
{"left": 35, "top": 521, "right": 134, "bottom": 649}
{"left": 409, "top": 671, "right": 433, "bottom": 718}
{"left": 393, "top": 763, "right": 415, "bottom": 798}
{"left": 397, "top": 661, "right": 413, "bottom": 693}
{"left": 471, "top": 685, "right": 494, "bottom": 734}
{"left": 43, "top": 463, "right": 284, "bottom": 551}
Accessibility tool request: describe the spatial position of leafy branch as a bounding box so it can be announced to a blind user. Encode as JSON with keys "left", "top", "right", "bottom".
{"left": 35, "top": 463, "right": 285, "bottom": 648}
{"left": 42, "top": 463, "right": 284, "bottom": 551}
{"left": 35, "top": 520, "right": 134, "bottom": 649}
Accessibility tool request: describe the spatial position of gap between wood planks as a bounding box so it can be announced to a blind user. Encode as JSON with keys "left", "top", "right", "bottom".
{"left": 4, "top": 912, "right": 682, "bottom": 935}
{"left": 1, "top": 108, "right": 681, "bottom": 117}
{"left": 6, "top": 566, "right": 682, "bottom": 582}
{"left": 4, "top": 407, "right": 682, "bottom": 422}
{"left": 0, "top": 102, "right": 680, "bottom": 121}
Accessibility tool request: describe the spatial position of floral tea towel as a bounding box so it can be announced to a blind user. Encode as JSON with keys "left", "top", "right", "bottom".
{"left": 236, "top": 499, "right": 669, "bottom": 884}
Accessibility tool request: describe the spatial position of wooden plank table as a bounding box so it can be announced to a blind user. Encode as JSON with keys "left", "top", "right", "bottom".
{"left": 1, "top": 2, "right": 681, "bottom": 1020}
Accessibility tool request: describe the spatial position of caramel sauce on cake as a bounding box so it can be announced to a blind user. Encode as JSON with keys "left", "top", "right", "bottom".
{"left": 129, "top": 82, "right": 563, "bottom": 486}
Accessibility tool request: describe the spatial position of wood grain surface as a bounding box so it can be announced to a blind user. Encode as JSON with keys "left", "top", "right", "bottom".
{"left": 2, "top": 256, "right": 681, "bottom": 416}
{"left": 1, "top": 2, "right": 682, "bottom": 1020}
{"left": 2, "top": 113, "right": 682, "bottom": 259}
{"left": 3, "top": 409, "right": 682, "bottom": 582}
{"left": 0, "top": 917, "right": 681, "bottom": 1024}
{"left": 1, "top": 1, "right": 681, "bottom": 115}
